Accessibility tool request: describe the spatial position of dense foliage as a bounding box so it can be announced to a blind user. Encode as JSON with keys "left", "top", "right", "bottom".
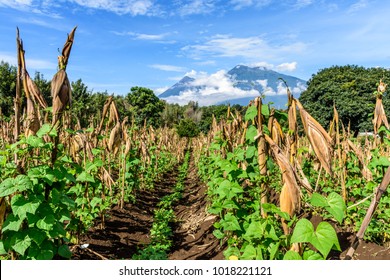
{"left": 299, "top": 65, "right": 390, "bottom": 134}
{"left": 0, "top": 61, "right": 16, "bottom": 118}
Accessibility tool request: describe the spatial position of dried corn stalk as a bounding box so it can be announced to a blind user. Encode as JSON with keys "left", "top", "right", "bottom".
{"left": 15, "top": 28, "right": 22, "bottom": 143}
{"left": 108, "top": 122, "right": 122, "bottom": 156}
{"left": 254, "top": 97, "right": 268, "bottom": 217}
{"left": 295, "top": 99, "right": 333, "bottom": 176}
{"left": 268, "top": 109, "right": 285, "bottom": 149}
{"left": 51, "top": 26, "right": 77, "bottom": 127}
{"left": 265, "top": 134, "right": 301, "bottom": 234}
{"left": 347, "top": 139, "right": 373, "bottom": 181}
{"left": 280, "top": 79, "right": 298, "bottom": 164}
{"left": 17, "top": 32, "right": 46, "bottom": 137}
{"left": 373, "top": 79, "right": 389, "bottom": 136}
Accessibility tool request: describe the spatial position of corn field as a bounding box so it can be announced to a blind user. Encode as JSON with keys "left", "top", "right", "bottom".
{"left": 1, "top": 27, "right": 390, "bottom": 260}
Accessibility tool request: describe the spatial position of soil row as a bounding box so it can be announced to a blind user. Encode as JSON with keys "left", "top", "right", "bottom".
{"left": 72, "top": 153, "right": 223, "bottom": 260}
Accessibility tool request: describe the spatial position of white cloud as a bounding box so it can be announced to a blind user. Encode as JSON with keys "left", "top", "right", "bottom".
{"left": 256, "top": 79, "right": 277, "bottom": 95}
{"left": 161, "top": 66, "right": 307, "bottom": 106}
{"left": 251, "top": 61, "right": 274, "bottom": 69}
{"left": 16, "top": 17, "right": 66, "bottom": 29}
{"left": 150, "top": 64, "right": 187, "bottom": 72}
{"left": 68, "top": 0, "right": 155, "bottom": 16}
{"left": 161, "top": 69, "right": 260, "bottom": 106}
{"left": 0, "top": 52, "right": 57, "bottom": 70}
{"left": 0, "top": 0, "right": 33, "bottom": 9}
{"left": 293, "top": 0, "right": 312, "bottom": 9}
{"left": 154, "top": 86, "right": 170, "bottom": 95}
{"left": 177, "top": 0, "right": 216, "bottom": 16}
{"left": 256, "top": 79, "right": 306, "bottom": 96}
{"left": 276, "top": 62, "right": 297, "bottom": 72}
{"left": 112, "top": 31, "right": 176, "bottom": 43}
{"left": 132, "top": 32, "right": 168, "bottom": 40}
{"left": 182, "top": 34, "right": 306, "bottom": 60}
{"left": 229, "top": 0, "right": 271, "bottom": 10}
{"left": 194, "top": 60, "right": 216, "bottom": 66}
{"left": 251, "top": 61, "right": 298, "bottom": 72}
{"left": 347, "top": 0, "right": 368, "bottom": 14}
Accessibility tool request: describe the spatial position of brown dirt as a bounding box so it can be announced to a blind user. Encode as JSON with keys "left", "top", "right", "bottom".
{"left": 71, "top": 169, "right": 178, "bottom": 260}
{"left": 72, "top": 153, "right": 224, "bottom": 260}
{"left": 72, "top": 154, "right": 389, "bottom": 260}
{"left": 168, "top": 157, "right": 224, "bottom": 260}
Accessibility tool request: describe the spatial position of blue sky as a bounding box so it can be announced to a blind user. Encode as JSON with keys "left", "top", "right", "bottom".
{"left": 1, "top": 0, "right": 389, "bottom": 105}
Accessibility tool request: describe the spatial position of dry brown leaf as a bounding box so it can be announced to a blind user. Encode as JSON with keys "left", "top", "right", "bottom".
{"left": 347, "top": 139, "right": 373, "bottom": 181}
{"left": 373, "top": 97, "right": 389, "bottom": 134}
{"left": 108, "top": 122, "right": 122, "bottom": 156}
{"left": 51, "top": 69, "right": 71, "bottom": 126}
{"left": 295, "top": 99, "right": 333, "bottom": 176}
{"left": 265, "top": 134, "right": 301, "bottom": 234}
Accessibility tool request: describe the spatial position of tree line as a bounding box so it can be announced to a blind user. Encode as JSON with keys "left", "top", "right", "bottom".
{"left": 300, "top": 65, "right": 390, "bottom": 135}
{"left": 2, "top": 61, "right": 390, "bottom": 137}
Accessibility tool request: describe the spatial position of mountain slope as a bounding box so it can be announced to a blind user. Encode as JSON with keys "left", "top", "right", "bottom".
{"left": 159, "top": 65, "right": 307, "bottom": 108}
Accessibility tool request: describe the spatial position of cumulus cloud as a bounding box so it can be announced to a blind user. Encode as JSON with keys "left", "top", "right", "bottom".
{"left": 161, "top": 69, "right": 260, "bottom": 106}
{"left": 255, "top": 79, "right": 306, "bottom": 96}
{"left": 154, "top": 86, "right": 170, "bottom": 95}
{"left": 161, "top": 68, "right": 307, "bottom": 106}
{"left": 276, "top": 62, "right": 297, "bottom": 72}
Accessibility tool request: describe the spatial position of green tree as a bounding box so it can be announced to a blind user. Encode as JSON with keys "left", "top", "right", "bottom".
{"left": 125, "top": 87, "right": 164, "bottom": 128}
{"left": 0, "top": 61, "right": 17, "bottom": 118}
{"left": 88, "top": 91, "right": 109, "bottom": 126}
{"left": 71, "top": 79, "right": 94, "bottom": 128}
{"left": 161, "top": 102, "right": 184, "bottom": 128}
{"left": 33, "top": 72, "right": 51, "bottom": 106}
{"left": 176, "top": 118, "right": 200, "bottom": 138}
{"left": 299, "top": 65, "right": 390, "bottom": 134}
